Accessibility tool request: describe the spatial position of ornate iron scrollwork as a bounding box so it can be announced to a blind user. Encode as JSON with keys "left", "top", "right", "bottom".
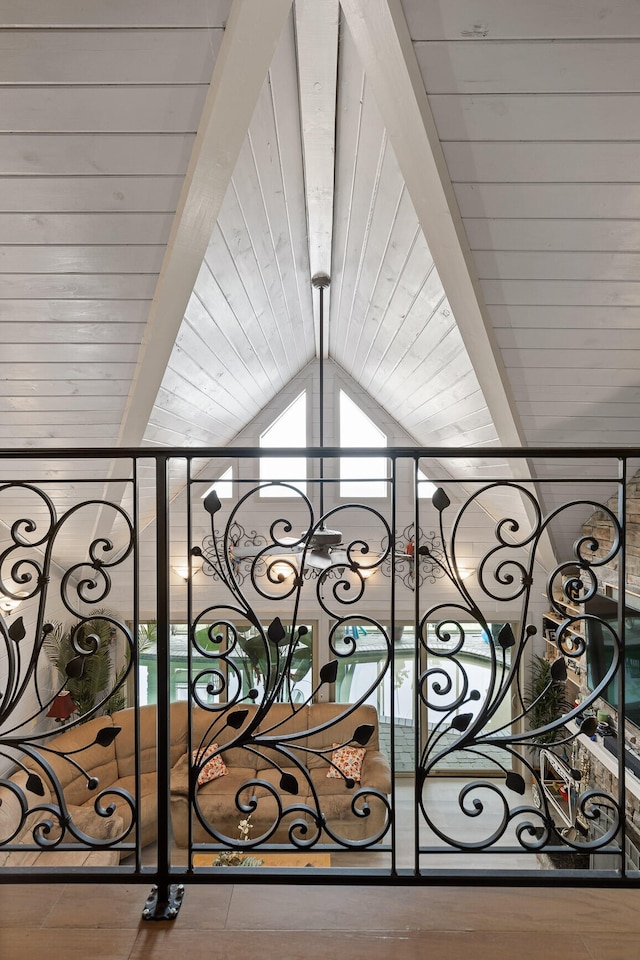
{"left": 0, "top": 481, "right": 135, "bottom": 858}
{"left": 417, "top": 483, "right": 623, "bottom": 858}
{"left": 186, "top": 483, "right": 392, "bottom": 851}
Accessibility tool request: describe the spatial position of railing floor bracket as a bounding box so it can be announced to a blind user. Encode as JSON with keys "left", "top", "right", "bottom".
{"left": 142, "top": 883, "right": 185, "bottom": 921}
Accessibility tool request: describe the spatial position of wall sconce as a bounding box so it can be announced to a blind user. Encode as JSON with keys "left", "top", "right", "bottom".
{"left": 46, "top": 690, "right": 77, "bottom": 722}
{"left": 173, "top": 561, "right": 202, "bottom": 583}
{"left": 358, "top": 556, "right": 378, "bottom": 580}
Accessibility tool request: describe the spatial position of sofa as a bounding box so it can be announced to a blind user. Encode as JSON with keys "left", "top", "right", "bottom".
{"left": 170, "top": 700, "right": 392, "bottom": 848}
{"left": 0, "top": 700, "right": 391, "bottom": 865}
{"left": 0, "top": 702, "right": 166, "bottom": 868}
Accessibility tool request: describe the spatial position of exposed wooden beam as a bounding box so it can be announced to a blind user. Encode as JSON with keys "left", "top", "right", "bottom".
{"left": 340, "top": 0, "right": 557, "bottom": 574}
{"left": 118, "top": 0, "right": 294, "bottom": 447}
{"left": 294, "top": 0, "right": 339, "bottom": 358}
{"left": 340, "top": 0, "right": 521, "bottom": 445}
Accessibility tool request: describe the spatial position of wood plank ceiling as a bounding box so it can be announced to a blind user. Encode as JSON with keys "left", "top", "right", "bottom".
{"left": 1, "top": 0, "right": 640, "bottom": 573}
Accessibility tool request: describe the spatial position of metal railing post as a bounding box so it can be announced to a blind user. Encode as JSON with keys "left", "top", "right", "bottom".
{"left": 142, "top": 455, "right": 184, "bottom": 920}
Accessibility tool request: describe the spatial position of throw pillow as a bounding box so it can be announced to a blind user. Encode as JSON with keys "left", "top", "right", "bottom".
{"left": 326, "top": 743, "right": 365, "bottom": 781}
{"left": 193, "top": 743, "right": 228, "bottom": 785}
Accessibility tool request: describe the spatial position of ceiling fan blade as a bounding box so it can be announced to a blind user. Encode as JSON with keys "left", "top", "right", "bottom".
{"left": 230, "top": 545, "right": 264, "bottom": 558}
{"left": 306, "top": 548, "right": 333, "bottom": 570}
{"left": 232, "top": 541, "right": 304, "bottom": 560}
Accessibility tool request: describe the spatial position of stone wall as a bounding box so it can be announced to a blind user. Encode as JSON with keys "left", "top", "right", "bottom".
{"left": 581, "top": 469, "right": 640, "bottom": 593}
{"left": 571, "top": 735, "right": 640, "bottom": 863}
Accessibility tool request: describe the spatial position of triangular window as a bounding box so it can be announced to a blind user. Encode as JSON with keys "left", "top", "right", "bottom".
{"left": 201, "top": 465, "right": 233, "bottom": 500}
{"left": 417, "top": 468, "right": 437, "bottom": 499}
{"left": 260, "top": 392, "right": 307, "bottom": 497}
{"left": 339, "top": 391, "right": 387, "bottom": 498}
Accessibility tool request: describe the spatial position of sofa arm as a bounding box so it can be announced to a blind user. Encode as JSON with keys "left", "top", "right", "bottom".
{"left": 361, "top": 751, "right": 392, "bottom": 794}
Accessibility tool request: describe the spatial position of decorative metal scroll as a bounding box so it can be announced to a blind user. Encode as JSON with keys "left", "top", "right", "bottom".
{"left": 417, "top": 483, "right": 623, "bottom": 862}
{"left": 202, "top": 520, "right": 447, "bottom": 590}
{"left": 0, "top": 481, "right": 135, "bottom": 862}
{"left": 379, "top": 523, "right": 446, "bottom": 590}
{"left": 188, "top": 483, "right": 393, "bottom": 851}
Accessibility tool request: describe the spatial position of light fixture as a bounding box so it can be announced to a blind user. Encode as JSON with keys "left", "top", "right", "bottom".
{"left": 0, "top": 590, "right": 27, "bottom": 614}
{"left": 358, "top": 556, "right": 378, "bottom": 580}
{"left": 269, "top": 558, "right": 297, "bottom": 581}
{"left": 173, "top": 560, "right": 202, "bottom": 583}
{"left": 46, "top": 690, "right": 77, "bottom": 722}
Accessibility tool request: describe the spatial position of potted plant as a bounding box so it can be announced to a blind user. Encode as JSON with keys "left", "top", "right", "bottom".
{"left": 44, "top": 610, "right": 127, "bottom": 721}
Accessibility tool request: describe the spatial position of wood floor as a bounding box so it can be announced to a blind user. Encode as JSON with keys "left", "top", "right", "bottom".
{"left": 1, "top": 880, "right": 639, "bottom": 959}
{"left": 2, "top": 780, "right": 638, "bottom": 958}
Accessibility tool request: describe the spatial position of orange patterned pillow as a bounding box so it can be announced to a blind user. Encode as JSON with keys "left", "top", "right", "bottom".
{"left": 193, "top": 743, "right": 228, "bottom": 785}
{"left": 326, "top": 743, "right": 365, "bottom": 781}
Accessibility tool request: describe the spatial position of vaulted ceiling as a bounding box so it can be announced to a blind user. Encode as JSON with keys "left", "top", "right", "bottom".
{"left": 2, "top": 0, "right": 640, "bottom": 570}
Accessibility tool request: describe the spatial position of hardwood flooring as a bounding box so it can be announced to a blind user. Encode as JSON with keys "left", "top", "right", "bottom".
{"left": 2, "top": 780, "right": 638, "bottom": 958}
{"left": 1, "top": 881, "right": 639, "bottom": 960}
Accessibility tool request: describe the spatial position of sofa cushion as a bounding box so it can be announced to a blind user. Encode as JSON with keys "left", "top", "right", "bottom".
{"left": 23, "top": 716, "right": 119, "bottom": 807}
{"left": 326, "top": 744, "right": 365, "bottom": 781}
{"left": 111, "top": 703, "right": 157, "bottom": 777}
{"left": 193, "top": 744, "right": 228, "bottom": 784}
{"left": 190, "top": 704, "right": 258, "bottom": 768}
{"left": 106, "top": 771, "right": 157, "bottom": 850}
{"left": 0, "top": 768, "right": 52, "bottom": 846}
{"left": 254, "top": 704, "right": 311, "bottom": 770}
{"left": 305, "top": 703, "right": 381, "bottom": 770}
{"left": 171, "top": 750, "right": 255, "bottom": 797}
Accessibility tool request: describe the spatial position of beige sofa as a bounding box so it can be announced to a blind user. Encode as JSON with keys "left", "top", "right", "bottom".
{"left": 170, "top": 700, "right": 392, "bottom": 848}
{"left": 0, "top": 700, "right": 391, "bottom": 866}
{"left": 0, "top": 703, "right": 166, "bottom": 868}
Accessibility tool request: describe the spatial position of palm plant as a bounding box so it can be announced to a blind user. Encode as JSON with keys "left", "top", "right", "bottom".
{"left": 525, "top": 654, "right": 572, "bottom": 757}
{"left": 44, "top": 611, "right": 125, "bottom": 720}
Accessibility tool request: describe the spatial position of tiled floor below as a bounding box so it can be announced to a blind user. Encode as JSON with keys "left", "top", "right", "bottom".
{"left": 1, "top": 881, "right": 639, "bottom": 959}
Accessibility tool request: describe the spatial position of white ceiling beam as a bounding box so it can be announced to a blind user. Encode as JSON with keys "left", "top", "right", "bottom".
{"left": 294, "top": 0, "right": 339, "bottom": 358}
{"left": 117, "top": 0, "right": 294, "bottom": 447}
{"left": 340, "top": 0, "right": 521, "bottom": 446}
{"left": 340, "top": 0, "right": 557, "bottom": 575}
{"left": 92, "top": 0, "right": 293, "bottom": 555}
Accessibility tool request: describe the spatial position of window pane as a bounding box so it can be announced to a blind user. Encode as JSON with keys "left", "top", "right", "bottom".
{"left": 339, "top": 391, "right": 387, "bottom": 497}
{"left": 137, "top": 621, "right": 313, "bottom": 706}
{"left": 201, "top": 465, "right": 233, "bottom": 500}
{"left": 260, "top": 392, "right": 306, "bottom": 496}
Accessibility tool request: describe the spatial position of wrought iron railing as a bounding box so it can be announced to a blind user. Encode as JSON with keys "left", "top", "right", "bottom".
{"left": 0, "top": 447, "right": 637, "bottom": 918}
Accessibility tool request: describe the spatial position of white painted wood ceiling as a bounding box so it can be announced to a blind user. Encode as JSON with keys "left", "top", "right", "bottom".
{"left": 2, "top": 0, "right": 640, "bottom": 570}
